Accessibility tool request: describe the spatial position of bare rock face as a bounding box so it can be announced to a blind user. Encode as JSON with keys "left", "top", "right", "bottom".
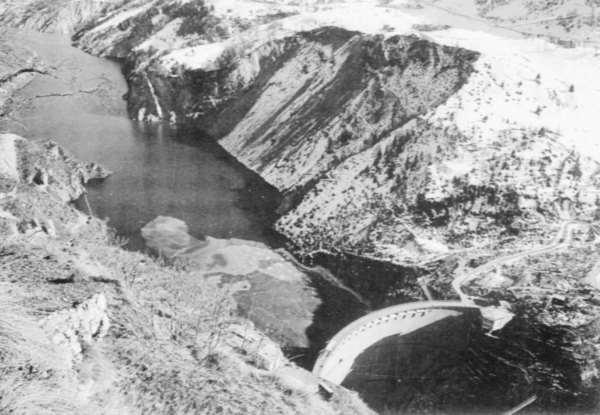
{"left": 41, "top": 293, "right": 110, "bottom": 366}
{"left": 0, "top": 133, "right": 110, "bottom": 201}
{"left": 0, "top": 133, "right": 110, "bottom": 241}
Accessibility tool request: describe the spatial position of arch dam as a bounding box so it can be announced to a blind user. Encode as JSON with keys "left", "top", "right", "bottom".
{"left": 312, "top": 300, "right": 482, "bottom": 385}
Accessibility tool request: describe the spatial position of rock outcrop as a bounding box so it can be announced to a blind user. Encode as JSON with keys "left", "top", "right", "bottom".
{"left": 0, "top": 134, "right": 110, "bottom": 199}
{"left": 0, "top": 133, "right": 110, "bottom": 239}
{"left": 41, "top": 293, "right": 110, "bottom": 367}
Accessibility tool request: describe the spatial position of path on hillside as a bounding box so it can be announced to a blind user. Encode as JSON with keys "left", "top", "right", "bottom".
{"left": 452, "top": 219, "right": 585, "bottom": 303}
{"left": 313, "top": 218, "right": 587, "bottom": 385}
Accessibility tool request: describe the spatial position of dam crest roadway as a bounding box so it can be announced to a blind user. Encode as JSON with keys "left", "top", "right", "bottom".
{"left": 312, "top": 300, "right": 481, "bottom": 385}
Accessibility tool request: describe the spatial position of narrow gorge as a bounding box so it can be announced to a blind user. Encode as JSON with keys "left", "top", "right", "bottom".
{"left": 1, "top": 1, "right": 600, "bottom": 414}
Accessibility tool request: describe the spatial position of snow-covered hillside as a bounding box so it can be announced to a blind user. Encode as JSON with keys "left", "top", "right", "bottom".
{"left": 60, "top": 0, "right": 600, "bottom": 266}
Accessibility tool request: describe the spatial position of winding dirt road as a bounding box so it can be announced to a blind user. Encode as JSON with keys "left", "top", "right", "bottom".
{"left": 452, "top": 219, "right": 586, "bottom": 303}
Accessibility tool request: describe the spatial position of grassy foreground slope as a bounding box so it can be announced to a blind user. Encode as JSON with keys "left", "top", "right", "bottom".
{"left": 0, "top": 133, "right": 372, "bottom": 414}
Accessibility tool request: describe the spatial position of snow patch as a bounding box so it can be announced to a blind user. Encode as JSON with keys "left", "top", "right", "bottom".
{"left": 88, "top": 3, "right": 152, "bottom": 35}
{"left": 208, "top": 0, "right": 298, "bottom": 19}
{"left": 0, "top": 134, "right": 19, "bottom": 180}
{"left": 415, "top": 237, "right": 450, "bottom": 254}
{"left": 135, "top": 18, "right": 184, "bottom": 53}
{"left": 161, "top": 42, "right": 228, "bottom": 71}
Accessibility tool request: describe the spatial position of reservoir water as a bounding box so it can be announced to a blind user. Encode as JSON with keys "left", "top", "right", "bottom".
{"left": 0, "top": 30, "right": 282, "bottom": 250}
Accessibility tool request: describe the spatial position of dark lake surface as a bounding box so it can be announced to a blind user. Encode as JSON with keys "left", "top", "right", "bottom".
{"left": 73, "top": 121, "right": 284, "bottom": 250}
{"left": 0, "top": 30, "right": 282, "bottom": 250}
